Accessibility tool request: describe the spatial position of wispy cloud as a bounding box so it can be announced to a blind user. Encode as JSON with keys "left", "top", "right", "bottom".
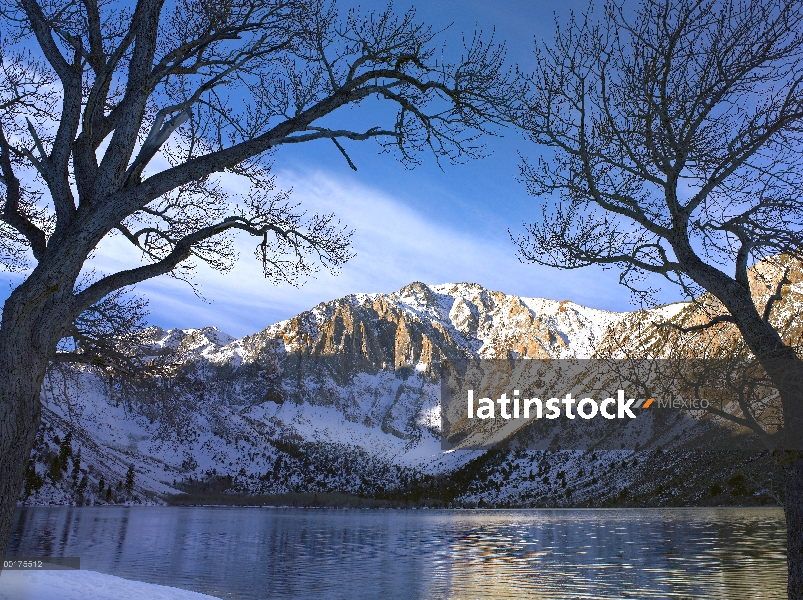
{"left": 76, "top": 168, "right": 651, "bottom": 337}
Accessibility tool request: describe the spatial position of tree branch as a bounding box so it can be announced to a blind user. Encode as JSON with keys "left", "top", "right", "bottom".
{"left": 72, "top": 208, "right": 351, "bottom": 316}
{"left": 331, "top": 138, "right": 357, "bottom": 171}
{"left": 701, "top": 402, "right": 772, "bottom": 442}
{"left": 763, "top": 267, "right": 791, "bottom": 322}
{"left": 94, "top": 0, "right": 167, "bottom": 194}
{"left": 73, "top": 220, "right": 231, "bottom": 314}
{"left": 0, "top": 126, "right": 46, "bottom": 260}
{"left": 18, "top": 0, "right": 73, "bottom": 82}
{"left": 653, "top": 314, "right": 735, "bottom": 333}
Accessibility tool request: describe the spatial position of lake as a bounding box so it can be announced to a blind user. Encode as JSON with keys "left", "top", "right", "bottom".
{"left": 6, "top": 506, "right": 787, "bottom": 599}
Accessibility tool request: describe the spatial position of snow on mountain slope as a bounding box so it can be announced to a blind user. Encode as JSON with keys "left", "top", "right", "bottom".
{"left": 50, "top": 269, "right": 803, "bottom": 509}
{"left": 25, "top": 259, "right": 802, "bottom": 509}
{"left": 261, "top": 281, "right": 627, "bottom": 360}
{"left": 25, "top": 281, "right": 634, "bottom": 505}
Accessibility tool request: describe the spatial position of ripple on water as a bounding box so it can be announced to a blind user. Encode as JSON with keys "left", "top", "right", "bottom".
{"left": 7, "top": 506, "right": 787, "bottom": 600}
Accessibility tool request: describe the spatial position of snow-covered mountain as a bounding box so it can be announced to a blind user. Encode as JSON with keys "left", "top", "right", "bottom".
{"left": 23, "top": 259, "right": 801, "bottom": 508}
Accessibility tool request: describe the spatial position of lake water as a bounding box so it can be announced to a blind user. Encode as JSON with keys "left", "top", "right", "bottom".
{"left": 6, "top": 506, "right": 787, "bottom": 599}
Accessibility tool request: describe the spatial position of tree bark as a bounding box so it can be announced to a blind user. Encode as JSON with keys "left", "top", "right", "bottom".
{"left": 0, "top": 266, "right": 79, "bottom": 556}
{"left": 0, "top": 356, "right": 45, "bottom": 560}
{"left": 788, "top": 457, "right": 803, "bottom": 600}
{"left": 0, "top": 323, "right": 47, "bottom": 557}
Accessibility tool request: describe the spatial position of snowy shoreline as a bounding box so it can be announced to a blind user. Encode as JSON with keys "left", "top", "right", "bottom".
{"left": 0, "top": 570, "right": 219, "bottom": 600}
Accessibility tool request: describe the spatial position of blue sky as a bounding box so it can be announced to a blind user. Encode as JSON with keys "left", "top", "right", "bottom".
{"left": 4, "top": 1, "right": 681, "bottom": 338}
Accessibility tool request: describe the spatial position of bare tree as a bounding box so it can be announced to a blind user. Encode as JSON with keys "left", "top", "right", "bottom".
{"left": 512, "top": 0, "right": 803, "bottom": 595}
{"left": 0, "top": 0, "right": 522, "bottom": 554}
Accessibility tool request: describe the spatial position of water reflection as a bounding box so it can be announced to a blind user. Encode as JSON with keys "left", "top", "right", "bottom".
{"left": 7, "top": 507, "right": 787, "bottom": 599}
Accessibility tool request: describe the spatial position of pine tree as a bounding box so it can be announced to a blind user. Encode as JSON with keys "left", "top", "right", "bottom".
{"left": 48, "top": 456, "right": 62, "bottom": 483}
{"left": 125, "top": 465, "right": 135, "bottom": 494}
{"left": 58, "top": 431, "right": 72, "bottom": 471}
{"left": 71, "top": 449, "right": 81, "bottom": 484}
{"left": 23, "top": 461, "right": 43, "bottom": 496}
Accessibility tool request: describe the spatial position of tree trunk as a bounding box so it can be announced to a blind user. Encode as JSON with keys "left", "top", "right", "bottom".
{"left": 0, "top": 267, "right": 78, "bottom": 557}
{"left": 772, "top": 359, "right": 803, "bottom": 600}
{"left": 787, "top": 457, "right": 803, "bottom": 599}
{"left": 722, "top": 323, "right": 803, "bottom": 600}
{"left": 0, "top": 321, "right": 49, "bottom": 557}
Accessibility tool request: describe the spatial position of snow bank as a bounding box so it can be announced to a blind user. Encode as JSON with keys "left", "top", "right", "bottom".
{"left": 0, "top": 570, "right": 218, "bottom": 600}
